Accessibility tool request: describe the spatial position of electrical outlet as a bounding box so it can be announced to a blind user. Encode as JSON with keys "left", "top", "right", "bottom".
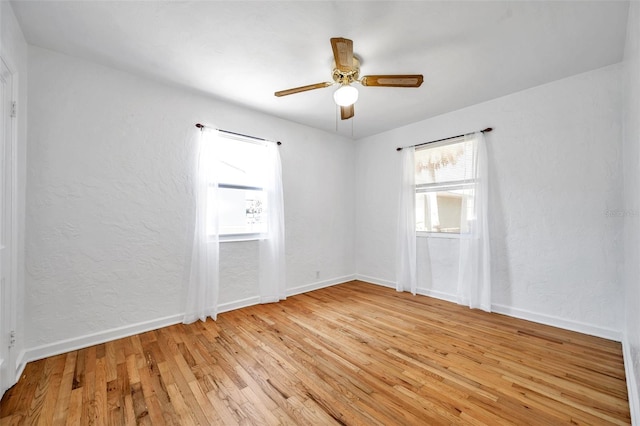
{"left": 315, "top": 270, "right": 320, "bottom": 279}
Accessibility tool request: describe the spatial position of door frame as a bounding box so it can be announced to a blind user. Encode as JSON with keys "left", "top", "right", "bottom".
{"left": 0, "top": 53, "right": 18, "bottom": 396}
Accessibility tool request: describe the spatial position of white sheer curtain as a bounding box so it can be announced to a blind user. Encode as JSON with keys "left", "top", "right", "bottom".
{"left": 457, "top": 131, "right": 491, "bottom": 311}
{"left": 259, "top": 143, "right": 286, "bottom": 303}
{"left": 396, "top": 147, "right": 417, "bottom": 295}
{"left": 183, "top": 129, "right": 220, "bottom": 324}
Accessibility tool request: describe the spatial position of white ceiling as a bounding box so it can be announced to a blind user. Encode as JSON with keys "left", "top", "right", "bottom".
{"left": 10, "top": 1, "right": 630, "bottom": 139}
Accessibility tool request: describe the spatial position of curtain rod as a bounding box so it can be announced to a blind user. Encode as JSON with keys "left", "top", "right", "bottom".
{"left": 396, "top": 127, "right": 493, "bottom": 151}
{"left": 195, "top": 123, "right": 282, "bottom": 145}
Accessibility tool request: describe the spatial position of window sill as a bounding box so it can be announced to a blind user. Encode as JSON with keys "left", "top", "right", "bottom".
{"left": 417, "top": 231, "right": 469, "bottom": 239}
{"left": 219, "top": 233, "right": 266, "bottom": 243}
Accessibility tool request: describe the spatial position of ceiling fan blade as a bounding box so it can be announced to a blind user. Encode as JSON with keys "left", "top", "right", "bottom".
{"left": 275, "top": 82, "right": 333, "bottom": 97}
{"left": 341, "top": 104, "right": 354, "bottom": 120}
{"left": 331, "top": 37, "right": 354, "bottom": 72}
{"left": 360, "top": 75, "right": 424, "bottom": 87}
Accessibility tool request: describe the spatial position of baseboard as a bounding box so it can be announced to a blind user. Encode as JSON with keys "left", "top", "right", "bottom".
{"left": 491, "top": 303, "right": 622, "bottom": 341}
{"left": 20, "top": 276, "right": 354, "bottom": 365}
{"left": 1, "top": 348, "right": 28, "bottom": 393}
{"left": 355, "top": 276, "right": 622, "bottom": 341}
{"left": 218, "top": 296, "right": 261, "bottom": 314}
{"left": 356, "top": 275, "right": 458, "bottom": 301}
{"left": 416, "top": 287, "right": 458, "bottom": 304}
{"left": 355, "top": 274, "right": 396, "bottom": 289}
{"left": 21, "top": 275, "right": 622, "bottom": 376}
{"left": 22, "top": 313, "right": 184, "bottom": 364}
{"left": 362, "top": 277, "right": 460, "bottom": 304}
{"left": 287, "top": 274, "right": 356, "bottom": 297}
{"left": 14, "top": 349, "right": 27, "bottom": 384}
{"left": 622, "top": 335, "right": 640, "bottom": 425}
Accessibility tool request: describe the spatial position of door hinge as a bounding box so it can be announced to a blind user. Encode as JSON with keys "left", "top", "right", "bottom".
{"left": 9, "top": 330, "right": 16, "bottom": 348}
{"left": 10, "top": 101, "right": 17, "bottom": 118}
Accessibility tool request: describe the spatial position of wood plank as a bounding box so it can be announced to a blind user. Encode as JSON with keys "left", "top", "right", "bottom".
{"left": 136, "top": 363, "right": 167, "bottom": 425}
{"left": 27, "top": 355, "right": 65, "bottom": 424}
{"left": 94, "top": 357, "right": 108, "bottom": 426}
{"left": 0, "top": 281, "right": 631, "bottom": 425}
{"left": 64, "top": 388, "right": 82, "bottom": 426}
{"left": 52, "top": 352, "right": 77, "bottom": 425}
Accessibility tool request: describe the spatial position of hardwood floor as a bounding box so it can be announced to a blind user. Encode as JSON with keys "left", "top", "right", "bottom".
{"left": 0, "top": 281, "right": 631, "bottom": 425}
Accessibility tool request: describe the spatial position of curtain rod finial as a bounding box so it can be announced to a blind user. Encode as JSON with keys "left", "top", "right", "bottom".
{"left": 482, "top": 127, "right": 493, "bottom": 133}
{"left": 396, "top": 147, "right": 403, "bottom": 151}
{"left": 195, "top": 123, "right": 204, "bottom": 129}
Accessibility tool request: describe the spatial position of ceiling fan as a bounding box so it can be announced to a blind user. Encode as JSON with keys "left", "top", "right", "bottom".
{"left": 274, "top": 37, "right": 424, "bottom": 120}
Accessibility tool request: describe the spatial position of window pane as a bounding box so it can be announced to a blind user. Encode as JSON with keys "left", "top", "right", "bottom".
{"left": 211, "top": 136, "right": 269, "bottom": 237}
{"left": 218, "top": 138, "right": 267, "bottom": 188}
{"left": 209, "top": 187, "right": 267, "bottom": 235}
{"left": 415, "top": 138, "right": 476, "bottom": 234}
{"left": 415, "top": 139, "right": 473, "bottom": 185}
{"left": 416, "top": 188, "right": 474, "bottom": 233}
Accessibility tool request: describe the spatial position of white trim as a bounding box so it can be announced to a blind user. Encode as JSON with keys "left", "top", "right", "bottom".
{"left": 416, "top": 287, "right": 459, "bottom": 304}
{"left": 355, "top": 274, "right": 395, "bottom": 289}
{"left": 491, "top": 303, "right": 622, "bottom": 341}
{"left": 259, "top": 296, "right": 280, "bottom": 304}
{"left": 218, "top": 295, "right": 261, "bottom": 313}
{"left": 0, "top": 54, "right": 19, "bottom": 397}
{"left": 622, "top": 334, "right": 639, "bottom": 425}
{"left": 19, "top": 276, "right": 354, "bottom": 365}
{"left": 19, "top": 275, "right": 626, "bottom": 393}
{"left": 287, "top": 274, "right": 356, "bottom": 297}
{"left": 9, "top": 65, "right": 19, "bottom": 386}
{"left": 417, "top": 231, "right": 470, "bottom": 239}
{"left": 13, "top": 349, "right": 26, "bottom": 385}
{"left": 356, "top": 277, "right": 622, "bottom": 341}
{"left": 361, "top": 279, "right": 460, "bottom": 303}
{"left": 219, "top": 234, "right": 264, "bottom": 243}
{"left": 22, "top": 314, "right": 184, "bottom": 364}
{"left": 21, "top": 298, "right": 266, "bottom": 365}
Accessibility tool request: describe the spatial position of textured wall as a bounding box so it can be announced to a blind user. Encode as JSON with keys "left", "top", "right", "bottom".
{"left": 25, "top": 46, "right": 355, "bottom": 349}
{"left": 622, "top": 0, "right": 640, "bottom": 419}
{"left": 355, "top": 64, "right": 624, "bottom": 336}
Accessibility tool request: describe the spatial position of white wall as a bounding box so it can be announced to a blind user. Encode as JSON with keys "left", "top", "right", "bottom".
{"left": 622, "top": 0, "right": 640, "bottom": 422}
{"left": 355, "top": 64, "right": 624, "bottom": 339}
{"left": 0, "top": 0, "right": 28, "bottom": 388}
{"left": 25, "top": 46, "right": 355, "bottom": 356}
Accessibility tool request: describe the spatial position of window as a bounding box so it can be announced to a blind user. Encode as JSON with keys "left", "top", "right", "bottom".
{"left": 208, "top": 135, "right": 269, "bottom": 238}
{"left": 415, "top": 137, "right": 475, "bottom": 234}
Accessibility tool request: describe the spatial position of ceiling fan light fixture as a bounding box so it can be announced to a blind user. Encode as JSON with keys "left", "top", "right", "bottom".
{"left": 333, "top": 84, "right": 358, "bottom": 106}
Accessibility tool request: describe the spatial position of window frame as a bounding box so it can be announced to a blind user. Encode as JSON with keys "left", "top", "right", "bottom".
{"left": 414, "top": 138, "right": 476, "bottom": 238}
{"left": 214, "top": 183, "right": 267, "bottom": 242}
{"left": 210, "top": 135, "right": 270, "bottom": 243}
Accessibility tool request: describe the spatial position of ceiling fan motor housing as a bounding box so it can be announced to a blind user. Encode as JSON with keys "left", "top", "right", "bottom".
{"left": 332, "top": 57, "right": 360, "bottom": 85}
